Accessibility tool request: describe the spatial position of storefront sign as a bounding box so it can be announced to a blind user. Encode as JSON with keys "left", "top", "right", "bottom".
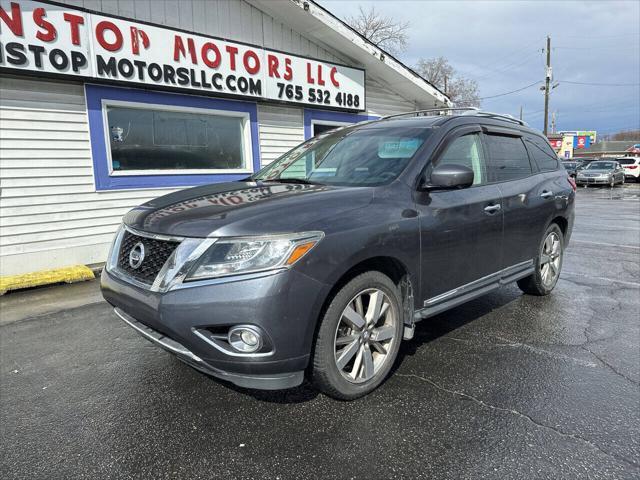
{"left": 575, "top": 135, "right": 588, "bottom": 149}
{"left": 0, "top": 0, "right": 366, "bottom": 111}
{"left": 548, "top": 139, "right": 563, "bottom": 150}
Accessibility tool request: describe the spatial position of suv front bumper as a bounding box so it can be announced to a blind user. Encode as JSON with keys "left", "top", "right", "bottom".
{"left": 113, "top": 307, "right": 303, "bottom": 390}
{"left": 101, "top": 266, "right": 330, "bottom": 390}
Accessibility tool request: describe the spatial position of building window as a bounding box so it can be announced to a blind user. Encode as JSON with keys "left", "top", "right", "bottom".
{"left": 304, "top": 108, "right": 379, "bottom": 140}
{"left": 312, "top": 120, "right": 353, "bottom": 136}
{"left": 86, "top": 84, "right": 260, "bottom": 191}
{"left": 105, "top": 102, "right": 252, "bottom": 175}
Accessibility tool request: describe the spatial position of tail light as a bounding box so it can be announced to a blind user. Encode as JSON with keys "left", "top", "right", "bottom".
{"left": 626, "top": 165, "right": 638, "bottom": 169}
{"left": 568, "top": 176, "right": 577, "bottom": 192}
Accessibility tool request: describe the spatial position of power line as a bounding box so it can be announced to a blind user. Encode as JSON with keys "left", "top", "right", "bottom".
{"left": 479, "top": 81, "right": 542, "bottom": 100}
{"left": 459, "top": 37, "right": 545, "bottom": 77}
{"left": 471, "top": 50, "right": 542, "bottom": 81}
{"left": 558, "top": 80, "right": 640, "bottom": 87}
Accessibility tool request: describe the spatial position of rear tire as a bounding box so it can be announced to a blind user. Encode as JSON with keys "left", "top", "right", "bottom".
{"left": 517, "top": 223, "right": 564, "bottom": 296}
{"left": 310, "top": 271, "right": 403, "bottom": 400}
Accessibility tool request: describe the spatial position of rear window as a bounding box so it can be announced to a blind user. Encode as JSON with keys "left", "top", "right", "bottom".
{"left": 485, "top": 134, "right": 533, "bottom": 182}
{"left": 617, "top": 158, "right": 638, "bottom": 165}
{"left": 527, "top": 137, "right": 560, "bottom": 171}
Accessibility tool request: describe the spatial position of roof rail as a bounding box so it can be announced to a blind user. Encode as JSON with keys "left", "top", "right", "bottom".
{"left": 380, "top": 107, "right": 528, "bottom": 127}
{"left": 380, "top": 107, "right": 479, "bottom": 120}
{"left": 461, "top": 110, "right": 528, "bottom": 126}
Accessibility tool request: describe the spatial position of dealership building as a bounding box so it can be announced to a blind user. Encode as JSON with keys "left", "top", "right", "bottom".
{"left": 0, "top": 0, "right": 450, "bottom": 277}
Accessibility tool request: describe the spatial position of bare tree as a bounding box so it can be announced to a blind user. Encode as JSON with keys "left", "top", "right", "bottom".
{"left": 611, "top": 129, "right": 640, "bottom": 141}
{"left": 346, "top": 6, "right": 409, "bottom": 55}
{"left": 415, "top": 56, "right": 481, "bottom": 107}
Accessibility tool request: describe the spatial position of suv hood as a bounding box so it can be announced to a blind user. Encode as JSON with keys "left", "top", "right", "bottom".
{"left": 123, "top": 181, "right": 374, "bottom": 238}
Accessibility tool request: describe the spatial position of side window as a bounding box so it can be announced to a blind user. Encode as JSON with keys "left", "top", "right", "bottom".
{"left": 526, "top": 136, "right": 560, "bottom": 171}
{"left": 435, "top": 133, "right": 487, "bottom": 185}
{"left": 485, "top": 134, "right": 532, "bottom": 182}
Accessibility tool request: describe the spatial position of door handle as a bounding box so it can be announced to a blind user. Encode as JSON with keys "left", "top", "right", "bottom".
{"left": 540, "top": 190, "right": 554, "bottom": 199}
{"left": 484, "top": 204, "right": 501, "bottom": 214}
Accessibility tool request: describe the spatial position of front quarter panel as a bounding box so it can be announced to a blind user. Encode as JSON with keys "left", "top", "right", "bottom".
{"left": 294, "top": 181, "right": 421, "bottom": 308}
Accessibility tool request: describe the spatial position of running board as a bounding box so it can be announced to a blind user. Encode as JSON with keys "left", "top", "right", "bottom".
{"left": 414, "top": 260, "right": 534, "bottom": 321}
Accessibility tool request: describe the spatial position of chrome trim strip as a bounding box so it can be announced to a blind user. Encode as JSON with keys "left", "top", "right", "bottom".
{"left": 123, "top": 224, "right": 187, "bottom": 243}
{"left": 192, "top": 328, "right": 275, "bottom": 358}
{"left": 114, "top": 308, "right": 202, "bottom": 362}
{"left": 425, "top": 259, "right": 534, "bottom": 307}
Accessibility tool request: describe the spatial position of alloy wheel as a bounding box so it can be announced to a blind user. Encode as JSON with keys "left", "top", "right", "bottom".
{"left": 540, "top": 232, "right": 562, "bottom": 287}
{"left": 333, "top": 288, "right": 397, "bottom": 384}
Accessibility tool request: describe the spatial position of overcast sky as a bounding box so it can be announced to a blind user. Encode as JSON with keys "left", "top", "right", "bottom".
{"left": 320, "top": 0, "right": 640, "bottom": 137}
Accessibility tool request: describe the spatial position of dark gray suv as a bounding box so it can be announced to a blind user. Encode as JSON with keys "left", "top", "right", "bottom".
{"left": 101, "top": 110, "right": 575, "bottom": 400}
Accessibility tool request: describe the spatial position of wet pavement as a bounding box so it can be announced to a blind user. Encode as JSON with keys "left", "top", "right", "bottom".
{"left": 1, "top": 184, "right": 639, "bottom": 480}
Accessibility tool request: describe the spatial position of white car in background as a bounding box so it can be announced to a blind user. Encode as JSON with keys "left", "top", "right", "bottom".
{"left": 618, "top": 157, "right": 640, "bottom": 182}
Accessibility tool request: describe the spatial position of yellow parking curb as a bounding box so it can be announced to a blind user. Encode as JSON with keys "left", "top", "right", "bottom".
{"left": 0, "top": 265, "right": 95, "bottom": 295}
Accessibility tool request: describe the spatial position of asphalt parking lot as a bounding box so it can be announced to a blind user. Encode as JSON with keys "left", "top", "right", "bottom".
{"left": 1, "top": 184, "right": 639, "bottom": 480}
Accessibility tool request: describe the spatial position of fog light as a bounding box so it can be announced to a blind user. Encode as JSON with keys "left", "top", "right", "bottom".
{"left": 228, "top": 326, "right": 262, "bottom": 353}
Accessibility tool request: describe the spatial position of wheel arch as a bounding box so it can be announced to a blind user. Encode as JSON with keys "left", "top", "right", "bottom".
{"left": 549, "top": 215, "right": 568, "bottom": 237}
{"left": 306, "top": 255, "right": 416, "bottom": 372}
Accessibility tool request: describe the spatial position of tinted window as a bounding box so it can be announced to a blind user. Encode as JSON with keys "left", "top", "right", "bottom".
{"left": 527, "top": 137, "right": 560, "bottom": 171}
{"left": 435, "top": 133, "right": 487, "bottom": 185}
{"left": 617, "top": 158, "right": 637, "bottom": 165}
{"left": 485, "top": 134, "right": 532, "bottom": 182}
{"left": 107, "top": 106, "right": 248, "bottom": 172}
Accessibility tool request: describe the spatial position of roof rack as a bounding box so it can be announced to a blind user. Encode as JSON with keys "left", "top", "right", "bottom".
{"left": 380, "top": 107, "right": 528, "bottom": 127}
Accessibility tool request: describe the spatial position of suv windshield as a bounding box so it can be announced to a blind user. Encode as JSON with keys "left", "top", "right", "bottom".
{"left": 586, "top": 161, "right": 615, "bottom": 170}
{"left": 252, "top": 126, "right": 431, "bottom": 186}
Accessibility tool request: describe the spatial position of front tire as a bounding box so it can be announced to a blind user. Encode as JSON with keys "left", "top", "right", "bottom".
{"left": 517, "top": 224, "right": 564, "bottom": 296}
{"left": 310, "top": 271, "right": 403, "bottom": 400}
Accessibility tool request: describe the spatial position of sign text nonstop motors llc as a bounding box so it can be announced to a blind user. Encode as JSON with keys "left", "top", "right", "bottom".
{"left": 0, "top": 0, "right": 366, "bottom": 111}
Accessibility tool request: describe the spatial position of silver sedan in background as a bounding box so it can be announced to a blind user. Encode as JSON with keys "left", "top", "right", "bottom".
{"left": 575, "top": 160, "right": 625, "bottom": 187}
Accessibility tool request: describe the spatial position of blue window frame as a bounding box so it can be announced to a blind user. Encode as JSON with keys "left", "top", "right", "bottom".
{"left": 303, "top": 108, "right": 379, "bottom": 140}
{"left": 86, "top": 84, "right": 260, "bottom": 191}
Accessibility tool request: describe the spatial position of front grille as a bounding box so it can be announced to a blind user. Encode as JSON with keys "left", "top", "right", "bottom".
{"left": 117, "top": 231, "right": 180, "bottom": 285}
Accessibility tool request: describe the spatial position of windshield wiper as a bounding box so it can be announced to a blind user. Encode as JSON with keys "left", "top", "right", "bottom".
{"left": 263, "top": 178, "right": 323, "bottom": 185}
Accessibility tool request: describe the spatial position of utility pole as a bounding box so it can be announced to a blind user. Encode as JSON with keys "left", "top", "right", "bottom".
{"left": 443, "top": 75, "right": 448, "bottom": 97}
{"left": 519, "top": 105, "right": 523, "bottom": 121}
{"left": 543, "top": 36, "right": 552, "bottom": 136}
{"left": 551, "top": 111, "right": 557, "bottom": 133}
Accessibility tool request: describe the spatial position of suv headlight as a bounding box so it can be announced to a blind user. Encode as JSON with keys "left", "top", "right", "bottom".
{"left": 185, "top": 232, "right": 324, "bottom": 281}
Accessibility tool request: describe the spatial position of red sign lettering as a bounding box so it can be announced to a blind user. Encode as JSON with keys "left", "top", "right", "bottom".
{"left": 0, "top": 1, "right": 23, "bottom": 36}
{"left": 33, "top": 7, "right": 56, "bottom": 42}
{"left": 63, "top": 13, "right": 84, "bottom": 46}
{"left": 96, "top": 20, "right": 123, "bottom": 51}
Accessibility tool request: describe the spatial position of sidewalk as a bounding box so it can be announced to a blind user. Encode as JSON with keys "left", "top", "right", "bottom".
{"left": 0, "top": 279, "right": 104, "bottom": 326}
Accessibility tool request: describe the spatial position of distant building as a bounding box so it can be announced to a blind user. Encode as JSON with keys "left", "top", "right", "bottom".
{"left": 547, "top": 131, "right": 595, "bottom": 159}
{"left": 573, "top": 141, "right": 640, "bottom": 158}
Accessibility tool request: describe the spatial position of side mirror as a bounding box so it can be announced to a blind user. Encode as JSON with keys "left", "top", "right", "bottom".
{"left": 420, "top": 164, "right": 474, "bottom": 191}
